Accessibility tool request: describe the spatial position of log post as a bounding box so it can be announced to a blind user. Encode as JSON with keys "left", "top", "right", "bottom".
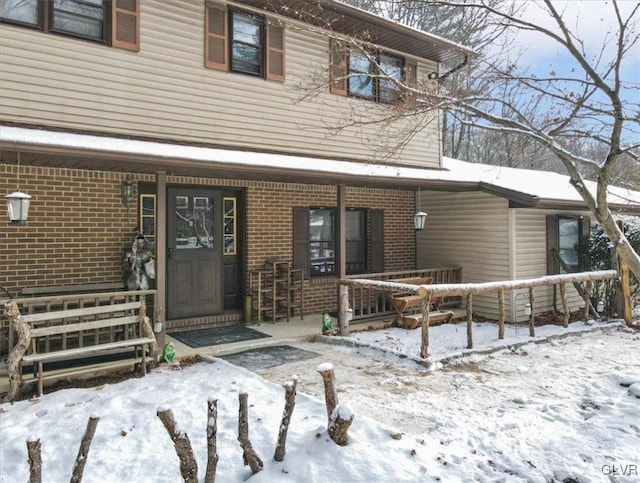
{"left": 498, "top": 289, "right": 505, "bottom": 340}
{"left": 583, "top": 281, "right": 592, "bottom": 322}
{"left": 274, "top": 377, "right": 298, "bottom": 462}
{"left": 70, "top": 415, "right": 100, "bottom": 483}
{"left": 419, "top": 293, "right": 432, "bottom": 358}
{"left": 27, "top": 437, "right": 42, "bottom": 483}
{"left": 328, "top": 405, "right": 354, "bottom": 446}
{"left": 316, "top": 363, "right": 338, "bottom": 424}
{"left": 528, "top": 287, "right": 535, "bottom": 337}
{"left": 619, "top": 250, "right": 633, "bottom": 327}
{"left": 205, "top": 398, "right": 218, "bottom": 483}
{"left": 157, "top": 407, "right": 198, "bottom": 483}
{"left": 139, "top": 314, "right": 158, "bottom": 369}
{"left": 338, "top": 284, "right": 350, "bottom": 336}
{"left": 559, "top": 283, "right": 570, "bottom": 328}
{"left": 4, "top": 300, "right": 30, "bottom": 402}
{"left": 466, "top": 293, "right": 473, "bottom": 349}
{"left": 238, "top": 392, "right": 263, "bottom": 475}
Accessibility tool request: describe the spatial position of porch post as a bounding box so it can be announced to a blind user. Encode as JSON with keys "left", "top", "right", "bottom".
{"left": 337, "top": 184, "right": 349, "bottom": 335}
{"left": 156, "top": 171, "right": 167, "bottom": 349}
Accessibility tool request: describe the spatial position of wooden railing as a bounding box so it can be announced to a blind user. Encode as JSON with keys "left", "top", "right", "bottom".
{"left": 1, "top": 290, "right": 157, "bottom": 357}
{"left": 340, "top": 270, "right": 619, "bottom": 358}
{"left": 345, "top": 267, "right": 462, "bottom": 322}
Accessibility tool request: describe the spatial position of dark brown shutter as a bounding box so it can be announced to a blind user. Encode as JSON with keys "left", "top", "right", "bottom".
{"left": 579, "top": 216, "right": 591, "bottom": 270}
{"left": 205, "top": 4, "right": 227, "bottom": 71}
{"left": 266, "top": 21, "right": 285, "bottom": 82}
{"left": 370, "top": 209, "right": 384, "bottom": 273}
{"left": 112, "top": 0, "right": 139, "bottom": 52}
{"left": 330, "top": 39, "right": 347, "bottom": 96}
{"left": 546, "top": 215, "right": 559, "bottom": 275}
{"left": 405, "top": 61, "right": 417, "bottom": 86}
{"left": 293, "top": 207, "right": 310, "bottom": 279}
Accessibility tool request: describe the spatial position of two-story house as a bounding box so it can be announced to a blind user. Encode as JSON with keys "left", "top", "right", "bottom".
{"left": 3, "top": 1, "right": 637, "bottom": 340}
{"left": 0, "top": 0, "right": 476, "bottom": 335}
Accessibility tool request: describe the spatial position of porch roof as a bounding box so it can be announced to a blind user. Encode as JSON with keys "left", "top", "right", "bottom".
{"left": 1, "top": 124, "right": 639, "bottom": 213}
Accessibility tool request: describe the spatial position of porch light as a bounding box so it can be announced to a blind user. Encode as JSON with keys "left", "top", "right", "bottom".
{"left": 597, "top": 300, "right": 605, "bottom": 312}
{"left": 524, "top": 303, "right": 532, "bottom": 317}
{"left": 5, "top": 190, "right": 32, "bottom": 226}
{"left": 414, "top": 187, "right": 427, "bottom": 231}
{"left": 122, "top": 178, "right": 136, "bottom": 223}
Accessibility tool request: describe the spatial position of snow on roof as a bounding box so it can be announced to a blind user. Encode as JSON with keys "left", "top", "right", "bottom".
{"left": 1, "top": 125, "right": 638, "bottom": 210}
{"left": 443, "top": 157, "right": 640, "bottom": 209}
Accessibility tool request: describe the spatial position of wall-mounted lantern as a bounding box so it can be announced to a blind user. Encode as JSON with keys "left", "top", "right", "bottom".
{"left": 122, "top": 177, "right": 136, "bottom": 223}
{"left": 5, "top": 152, "right": 32, "bottom": 226}
{"left": 414, "top": 187, "right": 427, "bottom": 231}
{"left": 5, "top": 190, "right": 32, "bottom": 225}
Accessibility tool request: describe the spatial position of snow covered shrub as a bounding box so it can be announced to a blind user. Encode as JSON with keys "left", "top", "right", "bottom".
{"left": 581, "top": 215, "right": 640, "bottom": 313}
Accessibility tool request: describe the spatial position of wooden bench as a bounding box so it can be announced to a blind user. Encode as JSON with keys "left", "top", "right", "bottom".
{"left": 8, "top": 300, "right": 156, "bottom": 398}
{"left": 387, "top": 277, "right": 453, "bottom": 329}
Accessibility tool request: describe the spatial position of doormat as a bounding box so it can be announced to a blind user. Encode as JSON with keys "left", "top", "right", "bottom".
{"left": 220, "top": 345, "right": 320, "bottom": 371}
{"left": 170, "top": 325, "right": 271, "bottom": 348}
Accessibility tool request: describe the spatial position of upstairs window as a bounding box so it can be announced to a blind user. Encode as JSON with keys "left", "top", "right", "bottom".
{"left": 205, "top": 4, "right": 285, "bottom": 82}
{"left": 230, "top": 10, "right": 263, "bottom": 75}
{"left": 330, "top": 40, "right": 410, "bottom": 103}
{"left": 1, "top": 0, "right": 139, "bottom": 51}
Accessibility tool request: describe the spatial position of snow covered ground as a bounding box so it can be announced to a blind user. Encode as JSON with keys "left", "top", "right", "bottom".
{"left": 1, "top": 321, "right": 639, "bottom": 482}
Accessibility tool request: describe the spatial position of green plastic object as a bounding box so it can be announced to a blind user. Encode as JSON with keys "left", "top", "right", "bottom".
{"left": 322, "top": 313, "right": 333, "bottom": 332}
{"left": 160, "top": 342, "right": 176, "bottom": 363}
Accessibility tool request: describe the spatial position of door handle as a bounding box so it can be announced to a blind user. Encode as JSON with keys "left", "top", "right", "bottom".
{"left": 168, "top": 248, "right": 174, "bottom": 259}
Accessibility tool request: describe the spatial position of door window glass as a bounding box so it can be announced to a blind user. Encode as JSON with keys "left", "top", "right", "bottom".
{"left": 175, "top": 195, "right": 215, "bottom": 249}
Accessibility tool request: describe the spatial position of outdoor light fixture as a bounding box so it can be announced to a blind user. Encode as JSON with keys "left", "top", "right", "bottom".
{"left": 597, "top": 299, "right": 605, "bottom": 313}
{"left": 5, "top": 152, "right": 32, "bottom": 226}
{"left": 414, "top": 188, "right": 427, "bottom": 231}
{"left": 427, "top": 71, "right": 439, "bottom": 80}
{"left": 515, "top": 292, "right": 532, "bottom": 317}
{"left": 122, "top": 177, "right": 136, "bottom": 223}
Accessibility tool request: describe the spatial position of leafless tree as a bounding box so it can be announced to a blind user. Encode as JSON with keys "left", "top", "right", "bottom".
{"left": 283, "top": 0, "right": 640, "bottom": 279}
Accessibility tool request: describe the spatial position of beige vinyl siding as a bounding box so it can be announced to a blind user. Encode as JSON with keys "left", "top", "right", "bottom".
{"left": 512, "top": 209, "right": 591, "bottom": 321}
{"left": 0, "top": 0, "right": 440, "bottom": 167}
{"left": 416, "top": 191, "right": 511, "bottom": 320}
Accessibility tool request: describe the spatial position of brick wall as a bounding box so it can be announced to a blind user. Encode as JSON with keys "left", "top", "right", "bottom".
{"left": 0, "top": 164, "right": 154, "bottom": 296}
{"left": 1, "top": 165, "right": 416, "bottom": 317}
{"left": 246, "top": 183, "right": 416, "bottom": 315}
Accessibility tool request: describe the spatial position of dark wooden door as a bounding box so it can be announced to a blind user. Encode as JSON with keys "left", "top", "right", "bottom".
{"left": 167, "top": 187, "right": 222, "bottom": 319}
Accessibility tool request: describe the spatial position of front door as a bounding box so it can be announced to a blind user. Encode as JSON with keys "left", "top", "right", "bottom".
{"left": 167, "top": 187, "right": 223, "bottom": 319}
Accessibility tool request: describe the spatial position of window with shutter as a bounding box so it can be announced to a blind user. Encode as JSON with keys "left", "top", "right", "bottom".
{"left": 293, "top": 206, "right": 384, "bottom": 277}
{"left": 1, "top": 0, "right": 139, "bottom": 49}
{"left": 547, "top": 215, "right": 589, "bottom": 274}
{"left": 330, "top": 40, "right": 406, "bottom": 103}
{"left": 204, "top": 6, "right": 285, "bottom": 81}
{"left": 112, "top": 0, "right": 139, "bottom": 52}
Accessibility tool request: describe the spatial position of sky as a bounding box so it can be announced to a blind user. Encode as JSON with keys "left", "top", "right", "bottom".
{"left": 1, "top": 319, "right": 639, "bottom": 482}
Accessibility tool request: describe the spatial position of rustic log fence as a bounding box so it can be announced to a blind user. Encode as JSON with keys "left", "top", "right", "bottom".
{"left": 340, "top": 270, "right": 621, "bottom": 358}
{"left": 17, "top": 365, "right": 352, "bottom": 481}
{"left": 345, "top": 267, "right": 462, "bottom": 323}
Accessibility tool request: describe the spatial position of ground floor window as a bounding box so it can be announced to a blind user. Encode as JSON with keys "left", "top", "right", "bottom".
{"left": 547, "top": 214, "right": 589, "bottom": 274}
{"left": 294, "top": 207, "right": 384, "bottom": 278}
